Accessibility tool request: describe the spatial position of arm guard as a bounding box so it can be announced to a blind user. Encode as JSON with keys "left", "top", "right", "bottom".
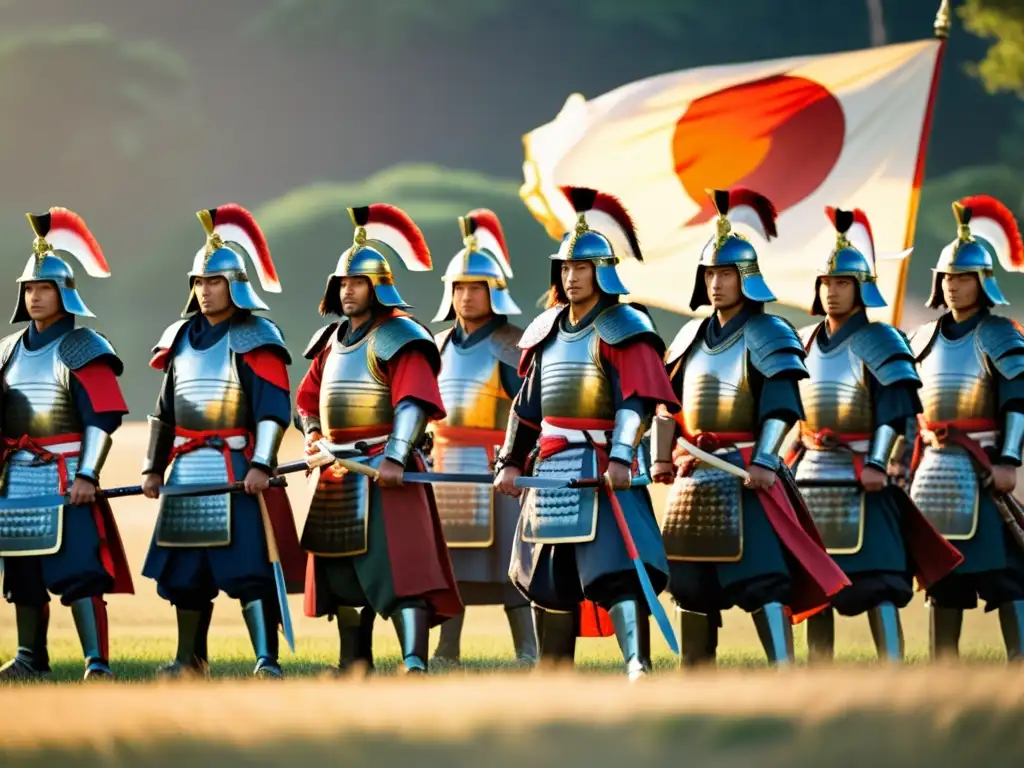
{"left": 495, "top": 412, "right": 539, "bottom": 471}
{"left": 865, "top": 424, "right": 899, "bottom": 472}
{"left": 750, "top": 418, "right": 789, "bottom": 472}
{"left": 250, "top": 420, "right": 285, "bottom": 471}
{"left": 1001, "top": 411, "right": 1024, "bottom": 467}
{"left": 609, "top": 409, "right": 644, "bottom": 466}
{"left": 142, "top": 416, "right": 174, "bottom": 476}
{"left": 650, "top": 414, "right": 677, "bottom": 465}
{"left": 76, "top": 425, "right": 113, "bottom": 484}
{"left": 382, "top": 400, "right": 428, "bottom": 466}
{"left": 301, "top": 414, "right": 323, "bottom": 438}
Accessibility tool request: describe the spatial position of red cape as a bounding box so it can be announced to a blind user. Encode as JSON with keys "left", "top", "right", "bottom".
{"left": 303, "top": 454, "right": 463, "bottom": 624}
{"left": 885, "top": 486, "right": 964, "bottom": 588}
{"left": 761, "top": 471, "right": 852, "bottom": 623}
{"left": 92, "top": 497, "right": 134, "bottom": 594}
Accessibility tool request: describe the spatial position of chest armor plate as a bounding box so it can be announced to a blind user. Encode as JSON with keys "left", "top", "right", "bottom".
{"left": 319, "top": 333, "right": 394, "bottom": 436}
{"left": 172, "top": 333, "right": 248, "bottom": 431}
{"left": 800, "top": 337, "right": 873, "bottom": 435}
{"left": 538, "top": 326, "right": 614, "bottom": 421}
{"left": 437, "top": 339, "right": 510, "bottom": 430}
{"left": 2, "top": 336, "right": 81, "bottom": 438}
{"left": 917, "top": 329, "right": 993, "bottom": 424}
{"left": 681, "top": 329, "right": 755, "bottom": 435}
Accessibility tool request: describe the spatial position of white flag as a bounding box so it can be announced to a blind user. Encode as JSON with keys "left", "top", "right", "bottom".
{"left": 520, "top": 39, "right": 944, "bottom": 326}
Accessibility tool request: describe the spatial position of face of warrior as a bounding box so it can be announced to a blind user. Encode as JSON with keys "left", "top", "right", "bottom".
{"left": 339, "top": 276, "right": 374, "bottom": 318}
{"left": 194, "top": 276, "right": 234, "bottom": 320}
{"left": 453, "top": 281, "right": 492, "bottom": 323}
{"left": 561, "top": 261, "right": 597, "bottom": 306}
{"left": 941, "top": 272, "right": 981, "bottom": 312}
{"left": 705, "top": 265, "right": 743, "bottom": 311}
{"left": 820, "top": 276, "right": 859, "bottom": 319}
{"left": 23, "top": 281, "right": 64, "bottom": 325}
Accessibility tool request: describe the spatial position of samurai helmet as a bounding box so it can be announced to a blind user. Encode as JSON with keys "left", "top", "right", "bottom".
{"left": 433, "top": 208, "right": 520, "bottom": 322}
{"left": 811, "top": 207, "right": 902, "bottom": 315}
{"left": 13, "top": 208, "right": 111, "bottom": 323}
{"left": 320, "top": 204, "right": 431, "bottom": 315}
{"left": 690, "top": 188, "right": 779, "bottom": 310}
{"left": 184, "top": 204, "right": 281, "bottom": 317}
{"left": 549, "top": 186, "right": 642, "bottom": 303}
{"left": 927, "top": 195, "right": 1024, "bottom": 308}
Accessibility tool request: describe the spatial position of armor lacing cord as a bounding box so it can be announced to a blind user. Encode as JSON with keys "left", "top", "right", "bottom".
{"left": 168, "top": 426, "right": 252, "bottom": 484}
{"left": 795, "top": 426, "right": 873, "bottom": 479}
{"left": 0, "top": 433, "right": 82, "bottom": 494}
{"left": 672, "top": 430, "right": 755, "bottom": 478}
{"left": 910, "top": 417, "right": 999, "bottom": 475}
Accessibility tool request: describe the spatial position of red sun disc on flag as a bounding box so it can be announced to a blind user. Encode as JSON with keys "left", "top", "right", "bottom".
{"left": 673, "top": 74, "right": 845, "bottom": 226}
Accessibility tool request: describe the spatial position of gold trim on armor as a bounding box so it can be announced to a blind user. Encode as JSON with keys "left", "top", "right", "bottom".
{"left": 520, "top": 490, "right": 599, "bottom": 544}
{"left": 822, "top": 492, "right": 866, "bottom": 556}
{"left": 0, "top": 508, "right": 64, "bottom": 557}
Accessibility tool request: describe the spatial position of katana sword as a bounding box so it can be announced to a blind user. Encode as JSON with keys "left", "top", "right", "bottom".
{"left": 0, "top": 443, "right": 336, "bottom": 510}
{"left": 675, "top": 436, "right": 862, "bottom": 489}
{"left": 323, "top": 455, "right": 651, "bottom": 489}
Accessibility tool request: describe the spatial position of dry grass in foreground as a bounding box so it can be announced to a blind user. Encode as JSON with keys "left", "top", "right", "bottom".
{"left": 1, "top": 666, "right": 1024, "bottom": 766}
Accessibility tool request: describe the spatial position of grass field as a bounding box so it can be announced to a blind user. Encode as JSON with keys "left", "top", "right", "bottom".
{"left": 2, "top": 425, "right": 1023, "bottom": 765}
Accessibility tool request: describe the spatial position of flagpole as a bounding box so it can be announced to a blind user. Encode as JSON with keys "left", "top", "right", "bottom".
{"left": 891, "top": 0, "right": 951, "bottom": 328}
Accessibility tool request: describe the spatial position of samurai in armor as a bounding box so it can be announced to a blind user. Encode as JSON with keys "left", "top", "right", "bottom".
{"left": 427, "top": 209, "right": 536, "bottom": 666}
{"left": 0, "top": 209, "right": 132, "bottom": 681}
{"left": 494, "top": 187, "right": 679, "bottom": 680}
{"left": 904, "top": 196, "right": 1024, "bottom": 661}
{"left": 141, "top": 205, "right": 304, "bottom": 679}
{"left": 650, "top": 188, "right": 850, "bottom": 667}
{"left": 297, "top": 204, "right": 462, "bottom": 675}
{"left": 786, "top": 207, "right": 962, "bottom": 663}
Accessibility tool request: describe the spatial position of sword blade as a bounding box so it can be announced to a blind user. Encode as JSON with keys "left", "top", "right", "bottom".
{"left": 273, "top": 561, "right": 296, "bottom": 654}
{"left": 161, "top": 475, "right": 288, "bottom": 498}
{"left": 676, "top": 437, "right": 750, "bottom": 481}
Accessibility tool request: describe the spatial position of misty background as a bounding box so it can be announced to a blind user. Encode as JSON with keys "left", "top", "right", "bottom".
{"left": 0, "top": 0, "right": 1021, "bottom": 415}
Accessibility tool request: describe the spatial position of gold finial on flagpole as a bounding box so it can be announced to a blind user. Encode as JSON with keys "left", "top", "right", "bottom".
{"left": 934, "top": 0, "right": 952, "bottom": 39}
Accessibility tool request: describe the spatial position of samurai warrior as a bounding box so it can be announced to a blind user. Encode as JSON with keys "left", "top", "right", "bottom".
{"left": 0, "top": 208, "right": 132, "bottom": 680}
{"left": 141, "top": 205, "right": 303, "bottom": 679}
{"left": 650, "top": 188, "right": 850, "bottom": 667}
{"left": 786, "top": 206, "right": 962, "bottom": 662}
{"left": 427, "top": 209, "right": 537, "bottom": 666}
{"left": 904, "top": 196, "right": 1024, "bottom": 661}
{"left": 494, "top": 187, "right": 679, "bottom": 681}
{"left": 297, "top": 204, "right": 462, "bottom": 675}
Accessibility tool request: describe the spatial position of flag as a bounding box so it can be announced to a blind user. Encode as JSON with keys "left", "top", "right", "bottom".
{"left": 520, "top": 39, "right": 945, "bottom": 327}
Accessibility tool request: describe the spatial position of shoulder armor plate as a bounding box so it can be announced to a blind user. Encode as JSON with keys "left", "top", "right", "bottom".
{"left": 798, "top": 323, "right": 820, "bottom": 352}
{"left": 229, "top": 315, "right": 291, "bottom": 363}
{"left": 304, "top": 322, "right": 339, "bottom": 360}
{"left": 434, "top": 326, "right": 454, "bottom": 353}
{"left": 978, "top": 314, "right": 1024, "bottom": 381}
{"left": 908, "top": 320, "right": 939, "bottom": 362}
{"left": 489, "top": 322, "right": 524, "bottom": 368}
{"left": 745, "top": 313, "right": 809, "bottom": 379}
{"left": 594, "top": 303, "right": 663, "bottom": 355}
{"left": 665, "top": 317, "right": 705, "bottom": 367}
{"left": 58, "top": 328, "right": 122, "bottom": 375}
{"left": 372, "top": 315, "right": 438, "bottom": 366}
{"left": 0, "top": 329, "right": 25, "bottom": 369}
{"left": 518, "top": 306, "right": 564, "bottom": 351}
{"left": 153, "top": 320, "right": 188, "bottom": 355}
{"left": 850, "top": 322, "right": 920, "bottom": 387}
